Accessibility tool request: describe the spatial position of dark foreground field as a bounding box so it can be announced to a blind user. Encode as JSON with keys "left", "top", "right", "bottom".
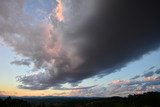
{"left": 0, "top": 92, "right": 160, "bottom": 107}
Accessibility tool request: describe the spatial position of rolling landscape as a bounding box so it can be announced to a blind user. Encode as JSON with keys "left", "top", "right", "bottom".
{"left": 0, "top": 92, "right": 160, "bottom": 107}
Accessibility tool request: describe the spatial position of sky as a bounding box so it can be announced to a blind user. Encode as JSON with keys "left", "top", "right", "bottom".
{"left": 0, "top": 0, "right": 160, "bottom": 97}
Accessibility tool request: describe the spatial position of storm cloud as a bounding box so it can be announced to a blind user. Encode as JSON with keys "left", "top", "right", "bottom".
{"left": 0, "top": 0, "right": 160, "bottom": 90}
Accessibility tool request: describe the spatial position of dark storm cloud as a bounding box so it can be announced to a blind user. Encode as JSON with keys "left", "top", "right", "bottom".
{"left": 9, "top": 0, "right": 160, "bottom": 89}
{"left": 1, "top": 0, "right": 160, "bottom": 90}
{"left": 63, "top": 0, "right": 160, "bottom": 81}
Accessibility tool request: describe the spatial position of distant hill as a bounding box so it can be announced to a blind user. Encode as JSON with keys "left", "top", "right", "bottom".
{"left": 86, "top": 92, "right": 160, "bottom": 107}
{"left": 0, "top": 91, "right": 160, "bottom": 107}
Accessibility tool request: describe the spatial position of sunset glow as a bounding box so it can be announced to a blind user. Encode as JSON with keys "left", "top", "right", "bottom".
{"left": 55, "top": 0, "right": 64, "bottom": 22}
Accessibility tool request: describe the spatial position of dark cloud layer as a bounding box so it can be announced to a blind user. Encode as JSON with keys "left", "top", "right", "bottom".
{"left": 61, "top": 0, "right": 160, "bottom": 83}
{"left": 1, "top": 0, "right": 160, "bottom": 90}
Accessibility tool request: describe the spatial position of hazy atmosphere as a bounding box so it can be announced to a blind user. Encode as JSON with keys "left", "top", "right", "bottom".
{"left": 0, "top": 0, "right": 160, "bottom": 98}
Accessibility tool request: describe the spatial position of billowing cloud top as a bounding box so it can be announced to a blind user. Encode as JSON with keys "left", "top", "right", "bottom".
{"left": 0, "top": 0, "right": 160, "bottom": 90}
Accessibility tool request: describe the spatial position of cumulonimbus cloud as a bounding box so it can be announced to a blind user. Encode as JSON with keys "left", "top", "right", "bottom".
{"left": 0, "top": 0, "right": 160, "bottom": 90}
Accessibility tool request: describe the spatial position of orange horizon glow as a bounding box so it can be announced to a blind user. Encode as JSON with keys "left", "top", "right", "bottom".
{"left": 0, "top": 88, "right": 78, "bottom": 97}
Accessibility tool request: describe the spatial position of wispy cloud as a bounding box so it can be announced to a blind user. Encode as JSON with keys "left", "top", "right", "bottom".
{"left": 143, "top": 71, "right": 154, "bottom": 77}
{"left": 69, "top": 68, "right": 160, "bottom": 97}
{"left": 10, "top": 59, "right": 31, "bottom": 66}
{"left": 130, "top": 75, "right": 140, "bottom": 80}
{"left": 155, "top": 69, "right": 160, "bottom": 74}
{"left": 0, "top": 91, "right": 6, "bottom": 96}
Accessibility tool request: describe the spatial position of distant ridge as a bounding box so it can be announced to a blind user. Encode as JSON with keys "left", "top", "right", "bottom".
{"left": 0, "top": 91, "right": 160, "bottom": 107}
